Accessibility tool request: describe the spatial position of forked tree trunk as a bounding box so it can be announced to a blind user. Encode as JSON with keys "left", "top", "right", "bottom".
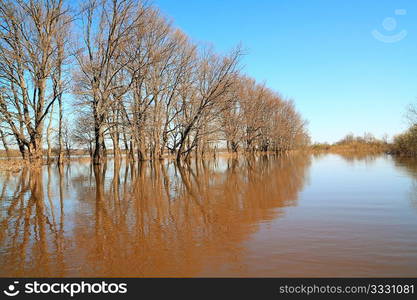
{"left": 28, "top": 138, "right": 44, "bottom": 164}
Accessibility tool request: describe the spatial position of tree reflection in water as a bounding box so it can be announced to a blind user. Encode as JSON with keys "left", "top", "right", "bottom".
{"left": 0, "top": 154, "right": 311, "bottom": 277}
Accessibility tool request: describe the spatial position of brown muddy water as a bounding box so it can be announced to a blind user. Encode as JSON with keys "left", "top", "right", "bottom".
{"left": 0, "top": 153, "right": 417, "bottom": 277}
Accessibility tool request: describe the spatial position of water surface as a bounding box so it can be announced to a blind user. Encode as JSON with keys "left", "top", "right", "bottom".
{"left": 0, "top": 153, "right": 416, "bottom": 277}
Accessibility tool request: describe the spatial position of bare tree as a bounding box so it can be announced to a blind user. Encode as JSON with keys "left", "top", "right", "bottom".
{"left": 73, "top": 0, "right": 148, "bottom": 164}
{"left": 174, "top": 48, "right": 242, "bottom": 161}
{"left": 72, "top": 114, "right": 95, "bottom": 157}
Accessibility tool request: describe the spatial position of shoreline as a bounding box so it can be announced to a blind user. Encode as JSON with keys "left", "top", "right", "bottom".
{"left": 0, "top": 150, "right": 307, "bottom": 172}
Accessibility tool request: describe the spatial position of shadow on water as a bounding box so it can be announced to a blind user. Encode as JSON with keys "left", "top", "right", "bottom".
{"left": 0, "top": 154, "right": 311, "bottom": 277}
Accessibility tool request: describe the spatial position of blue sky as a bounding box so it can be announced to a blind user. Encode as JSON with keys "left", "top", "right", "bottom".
{"left": 154, "top": 0, "right": 417, "bottom": 143}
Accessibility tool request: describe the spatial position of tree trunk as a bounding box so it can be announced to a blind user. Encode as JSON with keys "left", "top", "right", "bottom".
{"left": 46, "top": 103, "right": 54, "bottom": 164}
{"left": 111, "top": 133, "right": 120, "bottom": 159}
{"left": 93, "top": 121, "right": 104, "bottom": 165}
{"left": 0, "top": 129, "right": 11, "bottom": 159}
{"left": 57, "top": 93, "right": 64, "bottom": 164}
{"left": 28, "top": 136, "right": 44, "bottom": 164}
{"left": 129, "top": 140, "right": 136, "bottom": 161}
{"left": 18, "top": 141, "right": 27, "bottom": 160}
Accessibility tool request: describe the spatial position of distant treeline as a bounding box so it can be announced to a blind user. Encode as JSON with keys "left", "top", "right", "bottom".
{"left": 312, "top": 122, "right": 417, "bottom": 156}
{"left": 311, "top": 133, "right": 389, "bottom": 153}
{"left": 0, "top": 0, "right": 309, "bottom": 165}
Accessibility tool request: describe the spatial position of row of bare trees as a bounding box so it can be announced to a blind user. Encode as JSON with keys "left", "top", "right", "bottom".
{"left": 220, "top": 77, "right": 309, "bottom": 153}
{"left": 0, "top": 0, "right": 309, "bottom": 165}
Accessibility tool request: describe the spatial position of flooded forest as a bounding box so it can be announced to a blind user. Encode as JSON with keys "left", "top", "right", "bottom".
{"left": 1, "top": 0, "right": 417, "bottom": 278}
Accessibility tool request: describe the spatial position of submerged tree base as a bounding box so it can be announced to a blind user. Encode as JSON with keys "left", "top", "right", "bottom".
{"left": 0, "top": 150, "right": 303, "bottom": 172}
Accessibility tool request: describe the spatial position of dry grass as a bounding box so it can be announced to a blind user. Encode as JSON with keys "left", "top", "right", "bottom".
{"left": 0, "top": 159, "right": 29, "bottom": 173}
{"left": 310, "top": 142, "right": 389, "bottom": 155}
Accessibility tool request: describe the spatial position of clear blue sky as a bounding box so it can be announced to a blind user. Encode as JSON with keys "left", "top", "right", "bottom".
{"left": 154, "top": 0, "right": 417, "bottom": 143}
